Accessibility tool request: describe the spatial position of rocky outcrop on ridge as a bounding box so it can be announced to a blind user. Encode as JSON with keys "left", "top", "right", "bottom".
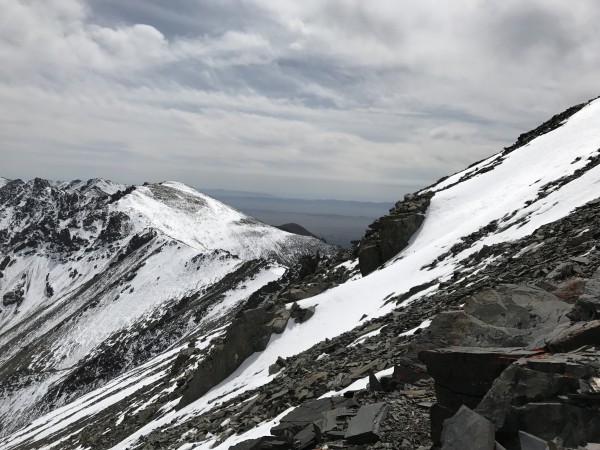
{"left": 357, "top": 192, "right": 433, "bottom": 275}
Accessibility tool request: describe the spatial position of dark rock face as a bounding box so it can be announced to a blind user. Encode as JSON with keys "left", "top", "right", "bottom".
{"left": 357, "top": 192, "right": 432, "bottom": 275}
{"left": 179, "top": 304, "right": 292, "bottom": 409}
{"left": 2, "top": 276, "right": 26, "bottom": 307}
{"left": 419, "top": 276, "right": 600, "bottom": 449}
{"left": 477, "top": 351, "right": 600, "bottom": 448}
{"left": 420, "top": 346, "right": 542, "bottom": 444}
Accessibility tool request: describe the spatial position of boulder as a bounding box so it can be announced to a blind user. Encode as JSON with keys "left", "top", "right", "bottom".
{"left": 415, "top": 285, "right": 571, "bottom": 352}
{"left": 420, "top": 347, "right": 542, "bottom": 444}
{"left": 357, "top": 243, "right": 381, "bottom": 277}
{"left": 440, "top": 405, "right": 495, "bottom": 450}
{"left": 270, "top": 309, "right": 292, "bottom": 334}
{"left": 476, "top": 351, "right": 600, "bottom": 448}
{"left": 420, "top": 347, "right": 541, "bottom": 398}
{"left": 290, "top": 303, "right": 316, "bottom": 324}
{"left": 543, "top": 320, "right": 600, "bottom": 352}
{"left": 230, "top": 437, "right": 293, "bottom": 450}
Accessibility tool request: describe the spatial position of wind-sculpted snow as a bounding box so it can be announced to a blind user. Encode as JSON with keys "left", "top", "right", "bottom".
{"left": 3, "top": 98, "right": 600, "bottom": 449}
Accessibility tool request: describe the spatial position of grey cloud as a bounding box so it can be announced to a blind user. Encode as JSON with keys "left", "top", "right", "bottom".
{"left": 87, "top": 0, "right": 267, "bottom": 39}
{"left": 1, "top": 0, "right": 600, "bottom": 201}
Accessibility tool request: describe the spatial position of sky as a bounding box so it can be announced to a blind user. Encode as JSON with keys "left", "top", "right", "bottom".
{"left": 1, "top": 1, "right": 599, "bottom": 201}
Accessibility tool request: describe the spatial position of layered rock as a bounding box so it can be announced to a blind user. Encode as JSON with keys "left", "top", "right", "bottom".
{"left": 419, "top": 281, "right": 600, "bottom": 449}
{"left": 357, "top": 192, "right": 432, "bottom": 275}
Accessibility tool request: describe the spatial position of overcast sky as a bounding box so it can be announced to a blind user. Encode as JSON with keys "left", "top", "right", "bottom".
{"left": 1, "top": 1, "right": 599, "bottom": 201}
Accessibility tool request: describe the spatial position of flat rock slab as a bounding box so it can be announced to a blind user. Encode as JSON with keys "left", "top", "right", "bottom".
{"left": 544, "top": 320, "right": 600, "bottom": 352}
{"left": 519, "top": 430, "right": 549, "bottom": 450}
{"left": 230, "top": 436, "right": 293, "bottom": 450}
{"left": 441, "top": 405, "right": 495, "bottom": 450}
{"left": 271, "top": 396, "right": 355, "bottom": 438}
{"left": 344, "top": 402, "right": 389, "bottom": 444}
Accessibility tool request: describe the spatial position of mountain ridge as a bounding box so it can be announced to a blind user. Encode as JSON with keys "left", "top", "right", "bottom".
{"left": 0, "top": 179, "right": 334, "bottom": 436}
{"left": 2, "top": 96, "right": 600, "bottom": 449}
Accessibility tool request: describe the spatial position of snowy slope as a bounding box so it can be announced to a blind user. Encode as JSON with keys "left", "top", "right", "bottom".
{"left": 119, "top": 182, "right": 325, "bottom": 262}
{"left": 0, "top": 179, "right": 332, "bottom": 437}
{"left": 111, "top": 98, "right": 600, "bottom": 449}
{"left": 3, "top": 97, "right": 600, "bottom": 449}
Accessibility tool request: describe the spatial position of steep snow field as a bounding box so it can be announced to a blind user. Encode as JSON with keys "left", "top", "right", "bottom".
{"left": 2, "top": 98, "right": 600, "bottom": 449}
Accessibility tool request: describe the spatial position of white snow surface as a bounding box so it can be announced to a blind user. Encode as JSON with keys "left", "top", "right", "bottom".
{"left": 117, "top": 182, "right": 324, "bottom": 262}
{"left": 4, "top": 98, "right": 600, "bottom": 449}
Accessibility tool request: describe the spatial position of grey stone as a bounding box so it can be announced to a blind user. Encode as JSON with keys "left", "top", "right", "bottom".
{"left": 519, "top": 430, "right": 550, "bottom": 450}
{"left": 344, "top": 402, "right": 389, "bottom": 444}
{"left": 270, "top": 309, "right": 291, "bottom": 334}
{"left": 440, "top": 405, "right": 495, "bottom": 450}
{"left": 544, "top": 320, "right": 600, "bottom": 352}
{"left": 569, "top": 267, "right": 600, "bottom": 320}
{"left": 546, "top": 262, "right": 574, "bottom": 280}
{"left": 417, "top": 285, "right": 571, "bottom": 351}
{"left": 271, "top": 397, "right": 355, "bottom": 439}
{"left": 368, "top": 371, "right": 383, "bottom": 392}
{"left": 229, "top": 437, "right": 293, "bottom": 450}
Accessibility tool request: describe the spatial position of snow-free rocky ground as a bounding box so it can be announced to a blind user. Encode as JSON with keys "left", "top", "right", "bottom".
{"left": 2, "top": 95, "right": 600, "bottom": 449}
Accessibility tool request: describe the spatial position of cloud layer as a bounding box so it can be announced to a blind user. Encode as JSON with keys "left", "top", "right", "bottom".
{"left": 1, "top": 0, "right": 599, "bottom": 200}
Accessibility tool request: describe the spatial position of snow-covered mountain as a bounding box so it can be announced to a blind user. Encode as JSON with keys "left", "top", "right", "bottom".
{"left": 0, "top": 179, "right": 334, "bottom": 437}
{"left": 2, "top": 96, "right": 600, "bottom": 449}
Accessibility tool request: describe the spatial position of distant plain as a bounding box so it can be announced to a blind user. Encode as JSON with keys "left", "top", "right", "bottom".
{"left": 201, "top": 189, "right": 395, "bottom": 247}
